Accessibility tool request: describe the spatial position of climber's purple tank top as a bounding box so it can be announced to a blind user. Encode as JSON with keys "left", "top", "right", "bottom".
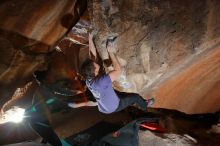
{"left": 86, "top": 74, "right": 119, "bottom": 114}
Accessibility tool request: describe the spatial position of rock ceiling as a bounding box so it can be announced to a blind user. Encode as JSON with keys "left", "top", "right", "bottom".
{"left": 0, "top": 0, "right": 220, "bottom": 114}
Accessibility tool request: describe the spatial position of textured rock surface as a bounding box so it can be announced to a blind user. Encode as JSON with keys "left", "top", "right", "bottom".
{"left": 0, "top": 0, "right": 220, "bottom": 114}
{"left": 0, "top": 0, "right": 87, "bottom": 105}
{"left": 89, "top": 0, "right": 220, "bottom": 114}
{"left": 0, "top": 1, "right": 219, "bottom": 145}
{"left": 139, "top": 131, "right": 196, "bottom": 146}
{"left": 147, "top": 46, "right": 220, "bottom": 114}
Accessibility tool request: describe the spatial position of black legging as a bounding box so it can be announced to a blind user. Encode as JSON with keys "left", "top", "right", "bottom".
{"left": 27, "top": 114, "right": 62, "bottom": 146}
{"left": 115, "top": 91, "right": 147, "bottom": 112}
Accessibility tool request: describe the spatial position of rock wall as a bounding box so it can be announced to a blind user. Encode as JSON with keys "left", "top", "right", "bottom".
{"left": 0, "top": 0, "right": 87, "bottom": 105}
{"left": 89, "top": 0, "right": 220, "bottom": 113}
{"left": 0, "top": 0, "right": 219, "bottom": 114}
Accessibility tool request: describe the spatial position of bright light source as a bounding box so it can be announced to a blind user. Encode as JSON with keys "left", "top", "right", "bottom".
{"left": 0, "top": 107, "right": 25, "bottom": 124}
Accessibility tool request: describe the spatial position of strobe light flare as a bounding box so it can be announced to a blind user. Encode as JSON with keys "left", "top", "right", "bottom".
{"left": 0, "top": 107, "right": 25, "bottom": 124}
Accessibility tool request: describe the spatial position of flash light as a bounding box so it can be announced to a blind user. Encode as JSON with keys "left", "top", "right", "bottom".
{"left": 0, "top": 107, "right": 25, "bottom": 124}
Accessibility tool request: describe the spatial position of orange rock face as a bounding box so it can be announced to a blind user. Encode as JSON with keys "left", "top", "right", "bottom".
{"left": 149, "top": 46, "right": 220, "bottom": 114}
{"left": 0, "top": 0, "right": 220, "bottom": 114}
{"left": 0, "top": 0, "right": 87, "bottom": 104}
{"left": 89, "top": 0, "right": 220, "bottom": 114}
